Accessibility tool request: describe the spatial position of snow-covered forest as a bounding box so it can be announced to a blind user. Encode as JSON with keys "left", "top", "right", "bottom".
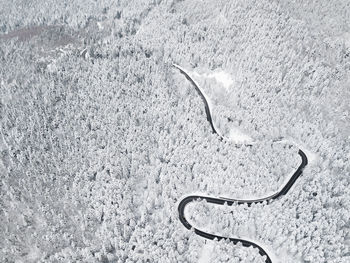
{"left": 0, "top": 0, "right": 349, "bottom": 262}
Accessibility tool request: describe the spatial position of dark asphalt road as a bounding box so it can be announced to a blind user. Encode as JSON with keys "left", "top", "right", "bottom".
{"left": 174, "top": 64, "right": 308, "bottom": 263}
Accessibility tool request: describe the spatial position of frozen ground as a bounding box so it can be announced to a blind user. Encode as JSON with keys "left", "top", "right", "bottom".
{"left": 0, "top": 0, "right": 349, "bottom": 262}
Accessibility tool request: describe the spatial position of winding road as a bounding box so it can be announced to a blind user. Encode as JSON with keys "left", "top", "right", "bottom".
{"left": 173, "top": 64, "right": 308, "bottom": 263}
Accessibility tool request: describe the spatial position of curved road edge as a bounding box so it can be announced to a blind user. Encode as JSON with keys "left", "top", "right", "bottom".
{"left": 173, "top": 64, "right": 309, "bottom": 263}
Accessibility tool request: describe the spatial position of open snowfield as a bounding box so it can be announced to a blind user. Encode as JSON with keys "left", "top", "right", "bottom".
{"left": 0, "top": 0, "right": 349, "bottom": 262}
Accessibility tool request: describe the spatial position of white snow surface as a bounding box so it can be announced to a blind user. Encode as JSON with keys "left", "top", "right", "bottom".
{"left": 191, "top": 71, "right": 254, "bottom": 144}
{"left": 174, "top": 64, "right": 254, "bottom": 144}
{"left": 1, "top": 1, "right": 349, "bottom": 263}
{"left": 202, "top": 71, "right": 234, "bottom": 91}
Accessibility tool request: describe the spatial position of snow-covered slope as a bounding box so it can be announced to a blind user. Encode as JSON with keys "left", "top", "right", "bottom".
{"left": 1, "top": 1, "right": 349, "bottom": 263}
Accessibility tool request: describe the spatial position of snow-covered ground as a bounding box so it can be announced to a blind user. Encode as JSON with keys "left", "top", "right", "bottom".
{"left": 1, "top": 1, "right": 349, "bottom": 263}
